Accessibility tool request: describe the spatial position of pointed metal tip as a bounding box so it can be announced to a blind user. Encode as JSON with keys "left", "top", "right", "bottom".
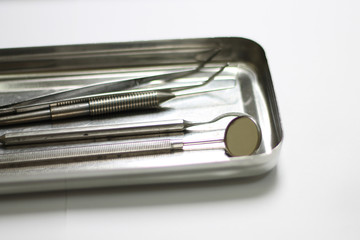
{"left": 196, "top": 48, "right": 222, "bottom": 70}
{"left": 200, "top": 62, "right": 229, "bottom": 87}
{"left": 184, "top": 112, "right": 244, "bottom": 128}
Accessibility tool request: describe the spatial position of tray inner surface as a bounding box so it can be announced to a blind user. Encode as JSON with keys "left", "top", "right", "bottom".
{"left": 0, "top": 38, "right": 281, "bottom": 180}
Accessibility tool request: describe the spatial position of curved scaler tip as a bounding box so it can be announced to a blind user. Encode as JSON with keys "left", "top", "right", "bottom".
{"left": 195, "top": 48, "right": 222, "bottom": 70}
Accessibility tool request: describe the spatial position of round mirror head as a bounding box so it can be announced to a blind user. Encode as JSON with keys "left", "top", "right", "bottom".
{"left": 224, "top": 116, "right": 261, "bottom": 157}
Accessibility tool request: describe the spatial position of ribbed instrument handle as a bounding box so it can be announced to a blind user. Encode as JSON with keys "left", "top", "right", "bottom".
{"left": 0, "top": 139, "right": 181, "bottom": 166}
{"left": 89, "top": 91, "right": 160, "bottom": 115}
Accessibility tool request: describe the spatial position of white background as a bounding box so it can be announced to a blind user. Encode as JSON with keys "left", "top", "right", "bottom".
{"left": 1, "top": 0, "right": 360, "bottom": 239}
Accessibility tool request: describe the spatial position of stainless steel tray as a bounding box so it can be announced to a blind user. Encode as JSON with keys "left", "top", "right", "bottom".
{"left": 0, "top": 37, "right": 283, "bottom": 194}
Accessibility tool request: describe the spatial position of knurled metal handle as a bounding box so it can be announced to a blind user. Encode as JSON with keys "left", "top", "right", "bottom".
{"left": 0, "top": 139, "right": 178, "bottom": 166}
{"left": 89, "top": 91, "right": 159, "bottom": 115}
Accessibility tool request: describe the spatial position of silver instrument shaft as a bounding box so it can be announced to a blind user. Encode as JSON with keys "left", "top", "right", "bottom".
{"left": 0, "top": 140, "right": 184, "bottom": 166}
{"left": 0, "top": 119, "right": 186, "bottom": 145}
{"left": 0, "top": 112, "right": 242, "bottom": 145}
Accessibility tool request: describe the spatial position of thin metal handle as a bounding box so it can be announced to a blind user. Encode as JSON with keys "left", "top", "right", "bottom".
{"left": 0, "top": 139, "right": 182, "bottom": 167}
{"left": 1, "top": 119, "right": 185, "bottom": 145}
